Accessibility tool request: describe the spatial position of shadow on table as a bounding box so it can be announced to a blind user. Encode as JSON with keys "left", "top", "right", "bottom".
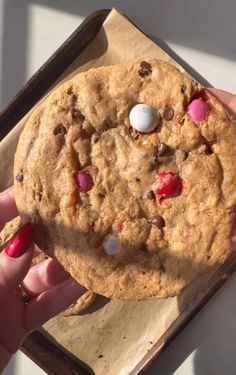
{"left": 145, "top": 272, "right": 236, "bottom": 375}
{"left": 149, "top": 34, "right": 212, "bottom": 87}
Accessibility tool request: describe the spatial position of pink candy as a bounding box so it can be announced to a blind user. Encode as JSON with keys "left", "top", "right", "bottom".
{"left": 187, "top": 98, "right": 209, "bottom": 121}
{"left": 76, "top": 171, "right": 93, "bottom": 192}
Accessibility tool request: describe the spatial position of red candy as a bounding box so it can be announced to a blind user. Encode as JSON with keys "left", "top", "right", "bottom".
{"left": 155, "top": 171, "right": 182, "bottom": 198}
{"left": 187, "top": 98, "right": 209, "bottom": 121}
{"left": 76, "top": 171, "right": 93, "bottom": 192}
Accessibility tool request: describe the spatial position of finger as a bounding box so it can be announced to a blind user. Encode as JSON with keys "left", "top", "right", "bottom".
{"left": 0, "top": 187, "right": 18, "bottom": 230}
{"left": 207, "top": 88, "right": 236, "bottom": 116}
{"left": 25, "top": 277, "right": 86, "bottom": 332}
{"left": 0, "top": 223, "right": 34, "bottom": 300}
{"left": 33, "top": 246, "right": 42, "bottom": 258}
{"left": 22, "top": 258, "right": 69, "bottom": 296}
{"left": 0, "top": 246, "right": 34, "bottom": 300}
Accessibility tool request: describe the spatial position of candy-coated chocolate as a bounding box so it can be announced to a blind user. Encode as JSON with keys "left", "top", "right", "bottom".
{"left": 187, "top": 98, "right": 209, "bottom": 121}
{"left": 155, "top": 171, "right": 182, "bottom": 198}
{"left": 76, "top": 171, "right": 93, "bottom": 192}
{"left": 129, "top": 104, "right": 158, "bottom": 133}
{"left": 103, "top": 234, "right": 120, "bottom": 255}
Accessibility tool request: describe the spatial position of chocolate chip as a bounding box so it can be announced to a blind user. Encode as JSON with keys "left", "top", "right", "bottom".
{"left": 143, "top": 190, "right": 155, "bottom": 200}
{"left": 91, "top": 132, "right": 100, "bottom": 143}
{"left": 163, "top": 107, "right": 174, "bottom": 121}
{"left": 15, "top": 172, "right": 24, "bottom": 182}
{"left": 53, "top": 124, "right": 67, "bottom": 135}
{"left": 35, "top": 192, "right": 42, "bottom": 202}
{"left": 147, "top": 215, "right": 165, "bottom": 228}
{"left": 139, "top": 61, "right": 152, "bottom": 77}
{"left": 97, "top": 193, "right": 105, "bottom": 199}
{"left": 135, "top": 177, "right": 141, "bottom": 182}
{"left": 67, "top": 87, "right": 77, "bottom": 100}
{"left": 98, "top": 355, "right": 103, "bottom": 359}
{"left": 70, "top": 109, "right": 85, "bottom": 122}
{"left": 156, "top": 143, "right": 169, "bottom": 156}
{"left": 204, "top": 143, "right": 213, "bottom": 154}
{"left": 181, "top": 84, "right": 187, "bottom": 94}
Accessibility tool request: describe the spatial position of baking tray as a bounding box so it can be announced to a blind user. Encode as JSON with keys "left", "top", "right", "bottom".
{"left": 1, "top": 8, "right": 236, "bottom": 375}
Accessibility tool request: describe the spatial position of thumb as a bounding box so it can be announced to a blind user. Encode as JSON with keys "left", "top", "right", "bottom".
{"left": 207, "top": 88, "right": 236, "bottom": 117}
{"left": 0, "top": 223, "right": 34, "bottom": 300}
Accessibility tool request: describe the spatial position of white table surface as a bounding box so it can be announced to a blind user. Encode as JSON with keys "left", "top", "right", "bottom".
{"left": 1, "top": 1, "right": 236, "bottom": 374}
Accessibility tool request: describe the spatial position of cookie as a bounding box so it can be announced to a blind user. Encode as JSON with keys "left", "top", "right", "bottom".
{"left": 0, "top": 217, "right": 22, "bottom": 248}
{"left": 62, "top": 290, "right": 96, "bottom": 317}
{"left": 14, "top": 59, "right": 236, "bottom": 300}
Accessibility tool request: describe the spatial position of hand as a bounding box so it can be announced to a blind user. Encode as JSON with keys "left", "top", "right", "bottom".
{"left": 207, "top": 88, "right": 236, "bottom": 116}
{"left": 0, "top": 187, "right": 86, "bottom": 371}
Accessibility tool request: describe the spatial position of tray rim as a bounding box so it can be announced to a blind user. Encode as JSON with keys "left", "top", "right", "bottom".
{"left": 0, "top": 8, "right": 110, "bottom": 141}
{"left": 1, "top": 6, "right": 236, "bottom": 375}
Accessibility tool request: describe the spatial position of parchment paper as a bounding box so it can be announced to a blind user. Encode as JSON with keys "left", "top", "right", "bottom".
{"left": 0, "top": 8, "right": 217, "bottom": 375}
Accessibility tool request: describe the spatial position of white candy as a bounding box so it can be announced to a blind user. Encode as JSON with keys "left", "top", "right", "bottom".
{"left": 103, "top": 234, "right": 120, "bottom": 255}
{"left": 129, "top": 104, "right": 158, "bottom": 133}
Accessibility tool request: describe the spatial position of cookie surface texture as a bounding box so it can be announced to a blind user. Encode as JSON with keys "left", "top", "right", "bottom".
{"left": 14, "top": 59, "right": 236, "bottom": 299}
{"left": 62, "top": 290, "right": 96, "bottom": 316}
{"left": 0, "top": 217, "right": 22, "bottom": 247}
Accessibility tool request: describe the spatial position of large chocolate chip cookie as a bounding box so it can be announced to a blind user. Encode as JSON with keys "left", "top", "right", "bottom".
{"left": 14, "top": 59, "right": 236, "bottom": 299}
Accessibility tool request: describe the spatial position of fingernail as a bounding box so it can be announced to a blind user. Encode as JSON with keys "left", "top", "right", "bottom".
{"left": 5, "top": 223, "right": 34, "bottom": 258}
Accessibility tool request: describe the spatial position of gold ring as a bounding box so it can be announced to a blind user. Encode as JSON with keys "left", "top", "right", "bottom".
{"left": 16, "top": 284, "right": 32, "bottom": 303}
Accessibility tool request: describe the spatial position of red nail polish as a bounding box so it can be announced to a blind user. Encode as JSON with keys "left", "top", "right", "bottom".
{"left": 5, "top": 223, "right": 34, "bottom": 258}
